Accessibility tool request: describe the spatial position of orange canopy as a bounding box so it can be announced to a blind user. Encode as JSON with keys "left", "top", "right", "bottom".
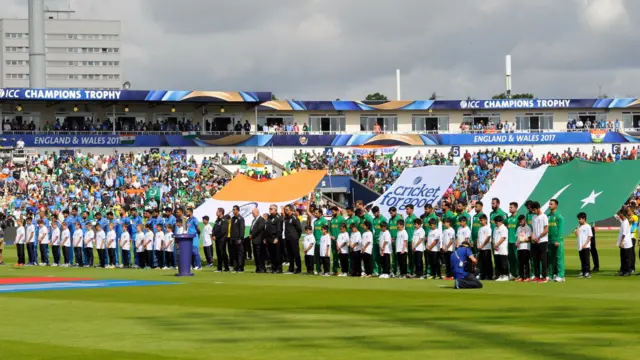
{"left": 213, "top": 170, "right": 326, "bottom": 202}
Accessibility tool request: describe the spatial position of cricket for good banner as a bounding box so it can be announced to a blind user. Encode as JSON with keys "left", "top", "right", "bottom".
{"left": 372, "top": 166, "right": 459, "bottom": 217}
{"left": 351, "top": 146, "right": 399, "bottom": 158}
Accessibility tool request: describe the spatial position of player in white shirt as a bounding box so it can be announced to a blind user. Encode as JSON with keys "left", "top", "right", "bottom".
{"left": 379, "top": 223, "right": 392, "bottom": 278}
{"left": 395, "top": 220, "right": 409, "bottom": 278}
{"left": 164, "top": 224, "right": 175, "bottom": 269}
{"left": 72, "top": 221, "right": 85, "bottom": 267}
{"left": 50, "top": 221, "right": 61, "bottom": 267}
{"left": 201, "top": 216, "right": 214, "bottom": 267}
{"left": 95, "top": 224, "right": 107, "bottom": 268}
{"left": 456, "top": 217, "right": 471, "bottom": 248}
{"left": 477, "top": 214, "right": 493, "bottom": 281}
{"left": 361, "top": 221, "right": 374, "bottom": 277}
{"left": 37, "top": 220, "right": 50, "bottom": 266}
{"left": 135, "top": 224, "right": 146, "bottom": 268}
{"left": 106, "top": 223, "right": 117, "bottom": 268}
{"left": 119, "top": 226, "right": 131, "bottom": 268}
{"left": 531, "top": 201, "right": 550, "bottom": 282}
{"left": 441, "top": 218, "right": 456, "bottom": 280}
{"left": 515, "top": 215, "right": 532, "bottom": 282}
{"left": 426, "top": 219, "right": 442, "bottom": 279}
{"left": 144, "top": 224, "right": 154, "bottom": 269}
{"left": 61, "top": 222, "right": 71, "bottom": 267}
{"left": 84, "top": 224, "right": 95, "bottom": 267}
{"left": 411, "top": 218, "right": 426, "bottom": 278}
{"left": 575, "top": 212, "right": 593, "bottom": 278}
{"left": 15, "top": 219, "right": 26, "bottom": 266}
{"left": 349, "top": 223, "right": 363, "bottom": 277}
{"left": 25, "top": 218, "right": 36, "bottom": 265}
{"left": 335, "top": 223, "right": 349, "bottom": 276}
{"left": 303, "top": 226, "right": 316, "bottom": 275}
{"left": 492, "top": 216, "right": 509, "bottom": 281}
{"left": 615, "top": 209, "right": 633, "bottom": 276}
{"left": 319, "top": 225, "right": 331, "bottom": 276}
{"left": 154, "top": 224, "right": 165, "bottom": 269}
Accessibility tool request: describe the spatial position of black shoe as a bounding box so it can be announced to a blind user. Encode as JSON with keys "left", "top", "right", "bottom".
{"left": 592, "top": 268, "right": 599, "bottom": 272}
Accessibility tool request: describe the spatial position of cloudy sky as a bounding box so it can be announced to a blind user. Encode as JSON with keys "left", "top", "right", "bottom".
{"left": 3, "top": 0, "right": 640, "bottom": 100}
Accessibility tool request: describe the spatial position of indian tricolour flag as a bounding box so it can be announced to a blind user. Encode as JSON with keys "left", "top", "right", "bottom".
{"left": 477, "top": 159, "right": 640, "bottom": 236}
{"left": 119, "top": 133, "right": 135, "bottom": 145}
{"left": 182, "top": 131, "right": 197, "bottom": 138}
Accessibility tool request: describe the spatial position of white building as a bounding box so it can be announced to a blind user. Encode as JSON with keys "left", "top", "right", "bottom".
{"left": 0, "top": 16, "right": 121, "bottom": 89}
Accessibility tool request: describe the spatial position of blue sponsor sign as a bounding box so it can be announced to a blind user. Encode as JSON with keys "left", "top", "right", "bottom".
{"left": 0, "top": 280, "right": 180, "bottom": 293}
{"left": 433, "top": 98, "right": 599, "bottom": 110}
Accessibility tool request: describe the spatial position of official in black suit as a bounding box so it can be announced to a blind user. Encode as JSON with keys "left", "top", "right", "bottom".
{"left": 229, "top": 205, "right": 246, "bottom": 272}
{"left": 283, "top": 205, "right": 303, "bottom": 273}
{"left": 265, "top": 204, "right": 283, "bottom": 273}
{"left": 212, "top": 208, "right": 229, "bottom": 272}
{"left": 249, "top": 208, "right": 267, "bottom": 273}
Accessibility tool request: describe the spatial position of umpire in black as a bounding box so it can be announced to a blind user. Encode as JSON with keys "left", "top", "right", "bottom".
{"left": 283, "top": 204, "right": 303, "bottom": 274}
{"left": 265, "top": 204, "right": 283, "bottom": 273}
{"left": 229, "top": 205, "right": 246, "bottom": 272}
{"left": 249, "top": 208, "right": 267, "bottom": 273}
{"left": 212, "top": 207, "right": 229, "bottom": 272}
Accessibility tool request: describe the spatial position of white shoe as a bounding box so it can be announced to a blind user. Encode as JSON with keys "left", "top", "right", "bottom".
{"left": 495, "top": 276, "right": 507, "bottom": 282}
{"left": 578, "top": 273, "right": 584, "bottom": 278}
{"left": 52, "top": 263, "right": 58, "bottom": 267}
{"left": 322, "top": 273, "right": 330, "bottom": 277}
{"left": 194, "top": 267, "right": 202, "bottom": 271}
{"left": 552, "top": 275, "right": 558, "bottom": 281}
{"left": 162, "top": 267, "right": 168, "bottom": 270}
{"left": 530, "top": 276, "right": 536, "bottom": 281}
{"left": 313, "top": 271, "right": 318, "bottom": 275}
{"left": 339, "top": 273, "right": 347, "bottom": 277}
{"left": 554, "top": 277, "right": 565, "bottom": 282}
{"left": 508, "top": 275, "right": 515, "bottom": 281}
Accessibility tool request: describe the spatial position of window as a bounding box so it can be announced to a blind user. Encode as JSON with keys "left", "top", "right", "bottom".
{"left": 5, "top": 60, "right": 29, "bottom": 66}
{"left": 308, "top": 115, "right": 346, "bottom": 132}
{"left": 515, "top": 113, "right": 553, "bottom": 131}
{"left": 412, "top": 114, "right": 450, "bottom": 131}
{"left": 360, "top": 115, "right": 398, "bottom": 132}
{"left": 67, "top": 34, "right": 77, "bottom": 40}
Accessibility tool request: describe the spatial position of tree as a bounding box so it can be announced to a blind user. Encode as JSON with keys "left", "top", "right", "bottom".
{"left": 491, "top": 92, "right": 535, "bottom": 99}
{"left": 271, "top": 94, "right": 279, "bottom": 100}
{"left": 597, "top": 94, "right": 609, "bottom": 99}
{"left": 365, "top": 92, "right": 388, "bottom": 101}
{"left": 429, "top": 92, "right": 437, "bottom": 100}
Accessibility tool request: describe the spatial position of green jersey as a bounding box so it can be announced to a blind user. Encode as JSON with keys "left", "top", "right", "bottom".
{"left": 346, "top": 216, "right": 361, "bottom": 236}
{"left": 546, "top": 210, "right": 564, "bottom": 243}
{"left": 490, "top": 209, "right": 508, "bottom": 230}
{"left": 358, "top": 213, "right": 374, "bottom": 234}
{"left": 388, "top": 214, "right": 403, "bottom": 239}
{"left": 330, "top": 215, "right": 345, "bottom": 240}
{"left": 454, "top": 211, "right": 471, "bottom": 233}
{"left": 526, "top": 212, "right": 534, "bottom": 228}
{"left": 471, "top": 211, "right": 485, "bottom": 242}
{"left": 313, "top": 217, "right": 329, "bottom": 245}
{"left": 372, "top": 215, "right": 388, "bottom": 243}
{"left": 404, "top": 214, "right": 418, "bottom": 242}
{"left": 421, "top": 212, "right": 438, "bottom": 236}
{"left": 506, "top": 214, "right": 518, "bottom": 243}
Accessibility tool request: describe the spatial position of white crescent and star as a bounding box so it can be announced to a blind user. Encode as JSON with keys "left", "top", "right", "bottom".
{"left": 580, "top": 190, "right": 603, "bottom": 209}
{"left": 541, "top": 184, "right": 572, "bottom": 213}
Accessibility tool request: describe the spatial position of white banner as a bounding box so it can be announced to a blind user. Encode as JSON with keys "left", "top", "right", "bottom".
{"left": 372, "top": 166, "right": 459, "bottom": 217}
{"left": 193, "top": 198, "right": 294, "bottom": 223}
{"left": 351, "top": 146, "right": 398, "bottom": 157}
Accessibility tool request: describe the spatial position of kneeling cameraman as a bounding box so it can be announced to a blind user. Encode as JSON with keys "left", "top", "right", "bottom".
{"left": 452, "top": 241, "right": 482, "bottom": 289}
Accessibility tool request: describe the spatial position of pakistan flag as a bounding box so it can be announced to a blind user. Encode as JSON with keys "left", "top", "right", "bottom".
{"left": 481, "top": 160, "right": 640, "bottom": 236}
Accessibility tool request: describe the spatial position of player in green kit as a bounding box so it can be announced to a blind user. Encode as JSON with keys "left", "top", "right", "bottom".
{"left": 388, "top": 206, "right": 402, "bottom": 276}
{"left": 454, "top": 202, "right": 471, "bottom": 233}
{"left": 355, "top": 201, "right": 374, "bottom": 235}
{"left": 546, "top": 199, "right": 565, "bottom": 282}
{"left": 371, "top": 206, "right": 387, "bottom": 276}
{"left": 525, "top": 200, "right": 537, "bottom": 279}
{"left": 442, "top": 202, "right": 456, "bottom": 227}
{"left": 404, "top": 204, "right": 418, "bottom": 275}
{"left": 489, "top": 198, "right": 508, "bottom": 231}
{"left": 312, "top": 208, "right": 328, "bottom": 274}
{"left": 329, "top": 206, "right": 345, "bottom": 274}
{"left": 420, "top": 204, "right": 438, "bottom": 275}
{"left": 506, "top": 202, "right": 519, "bottom": 280}
{"left": 345, "top": 206, "right": 360, "bottom": 274}
{"left": 471, "top": 201, "right": 485, "bottom": 275}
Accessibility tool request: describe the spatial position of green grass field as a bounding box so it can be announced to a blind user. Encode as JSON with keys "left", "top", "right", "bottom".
{"left": 0, "top": 231, "right": 639, "bottom": 360}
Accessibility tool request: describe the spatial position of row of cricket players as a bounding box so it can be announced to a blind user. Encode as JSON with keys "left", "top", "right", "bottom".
{"left": 13, "top": 217, "right": 186, "bottom": 269}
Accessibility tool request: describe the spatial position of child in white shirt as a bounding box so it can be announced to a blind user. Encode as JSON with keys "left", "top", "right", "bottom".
{"left": 15, "top": 219, "right": 26, "bottom": 266}
{"left": 61, "top": 222, "right": 71, "bottom": 267}
{"left": 411, "top": 218, "right": 426, "bottom": 278}
{"left": 361, "top": 221, "right": 374, "bottom": 277}
{"left": 379, "top": 223, "right": 392, "bottom": 278}
{"left": 37, "top": 220, "right": 50, "bottom": 266}
{"left": 615, "top": 210, "right": 633, "bottom": 276}
{"left": 50, "top": 221, "right": 61, "bottom": 267}
{"left": 84, "top": 224, "right": 95, "bottom": 267}
{"left": 303, "top": 226, "right": 315, "bottom": 275}
{"left": 426, "top": 219, "right": 442, "bottom": 279}
{"left": 25, "top": 218, "right": 36, "bottom": 265}
{"left": 135, "top": 224, "right": 146, "bottom": 268}
{"left": 492, "top": 216, "right": 509, "bottom": 281}
{"left": 73, "top": 221, "right": 84, "bottom": 267}
{"left": 120, "top": 227, "right": 131, "bottom": 268}
{"left": 575, "top": 212, "right": 593, "bottom": 278}
{"left": 144, "top": 224, "right": 154, "bottom": 269}
{"left": 395, "top": 220, "right": 409, "bottom": 278}
{"left": 336, "top": 223, "right": 350, "bottom": 276}
{"left": 477, "top": 214, "right": 493, "bottom": 281}
{"left": 164, "top": 224, "right": 175, "bottom": 269}
{"left": 456, "top": 217, "right": 471, "bottom": 248}
{"left": 320, "top": 225, "right": 331, "bottom": 276}
{"left": 95, "top": 224, "right": 107, "bottom": 268}
{"left": 515, "top": 215, "right": 532, "bottom": 282}
{"left": 349, "top": 223, "right": 362, "bottom": 277}
{"left": 154, "top": 224, "right": 165, "bottom": 269}
{"left": 107, "top": 223, "right": 117, "bottom": 268}
{"left": 441, "top": 218, "right": 456, "bottom": 280}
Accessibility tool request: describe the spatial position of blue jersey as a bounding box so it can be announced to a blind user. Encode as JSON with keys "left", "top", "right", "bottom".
{"left": 186, "top": 216, "right": 199, "bottom": 247}
{"left": 452, "top": 247, "right": 473, "bottom": 280}
{"left": 64, "top": 216, "right": 77, "bottom": 233}
{"left": 129, "top": 215, "right": 143, "bottom": 236}
{"left": 164, "top": 215, "right": 176, "bottom": 232}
